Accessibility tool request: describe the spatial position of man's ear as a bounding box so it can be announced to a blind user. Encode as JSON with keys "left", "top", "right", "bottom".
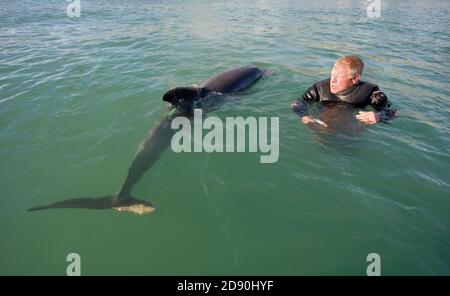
{"left": 352, "top": 74, "right": 361, "bottom": 85}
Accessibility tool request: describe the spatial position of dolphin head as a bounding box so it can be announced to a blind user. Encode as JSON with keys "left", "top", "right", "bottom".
{"left": 163, "top": 86, "right": 205, "bottom": 112}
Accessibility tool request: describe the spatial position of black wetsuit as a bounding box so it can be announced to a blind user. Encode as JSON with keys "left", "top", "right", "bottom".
{"left": 292, "top": 79, "right": 397, "bottom": 122}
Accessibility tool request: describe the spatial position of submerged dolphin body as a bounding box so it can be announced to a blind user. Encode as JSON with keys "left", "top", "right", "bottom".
{"left": 29, "top": 65, "right": 265, "bottom": 215}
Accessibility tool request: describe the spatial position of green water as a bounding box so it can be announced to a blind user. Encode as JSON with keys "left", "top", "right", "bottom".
{"left": 1, "top": 0, "right": 449, "bottom": 275}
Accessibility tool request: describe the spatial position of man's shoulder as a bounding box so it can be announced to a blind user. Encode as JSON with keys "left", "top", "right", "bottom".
{"left": 314, "top": 78, "right": 331, "bottom": 88}
{"left": 308, "top": 78, "right": 331, "bottom": 93}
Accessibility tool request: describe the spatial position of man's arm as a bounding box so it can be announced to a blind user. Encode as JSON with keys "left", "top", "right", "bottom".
{"left": 356, "top": 89, "right": 398, "bottom": 124}
{"left": 291, "top": 83, "right": 320, "bottom": 122}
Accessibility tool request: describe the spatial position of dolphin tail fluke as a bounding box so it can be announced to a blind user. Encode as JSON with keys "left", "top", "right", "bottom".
{"left": 110, "top": 194, "right": 156, "bottom": 215}
{"left": 28, "top": 194, "right": 155, "bottom": 215}
{"left": 28, "top": 195, "right": 116, "bottom": 212}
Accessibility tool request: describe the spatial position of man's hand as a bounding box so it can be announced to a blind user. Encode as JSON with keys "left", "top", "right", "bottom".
{"left": 300, "top": 115, "right": 314, "bottom": 124}
{"left": 356, "top": 111, "right": 380, "bottom": 124}
{"left": 291, "top": 101, "right": 321, "bottom": 125}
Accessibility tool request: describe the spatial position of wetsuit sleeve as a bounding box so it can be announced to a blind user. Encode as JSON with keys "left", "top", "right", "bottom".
{"left": 370, "top": 90, "right": 397, "bottom": 122}
{"left": 292, "top": 84, "right": 320, "bottom": 117}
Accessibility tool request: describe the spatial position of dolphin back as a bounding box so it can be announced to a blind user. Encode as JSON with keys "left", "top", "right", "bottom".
{"left": 199, "top": 65, "right": 263, "bottom": 93}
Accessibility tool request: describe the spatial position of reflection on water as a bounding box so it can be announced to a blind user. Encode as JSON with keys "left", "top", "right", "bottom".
{"left": 308, "top": 103, "right": 366, "bottom": 151}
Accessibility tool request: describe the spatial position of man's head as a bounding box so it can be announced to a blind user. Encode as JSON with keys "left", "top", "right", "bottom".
{"left": 330, "top": 55, "right": 364, "bottom": 94}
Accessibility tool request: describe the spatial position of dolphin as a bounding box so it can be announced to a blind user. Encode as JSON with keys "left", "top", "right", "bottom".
{"left": 29, "top": 65, "right": 265, "bottom": 215}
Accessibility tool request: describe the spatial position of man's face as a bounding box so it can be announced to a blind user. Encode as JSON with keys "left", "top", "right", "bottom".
{"left": 330, "top": 63, "right": 359, "bottom": 94}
